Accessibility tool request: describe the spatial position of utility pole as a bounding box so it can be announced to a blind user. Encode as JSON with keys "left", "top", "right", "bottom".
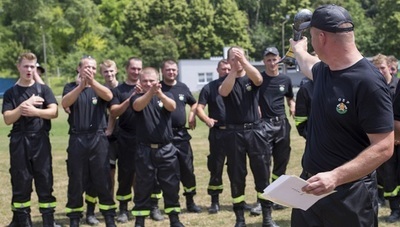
{"left": 41, "top": 25, "right": 48, "bottom": 84}
{"left": 281, "top": 15, "right": 290, "bottom": 74}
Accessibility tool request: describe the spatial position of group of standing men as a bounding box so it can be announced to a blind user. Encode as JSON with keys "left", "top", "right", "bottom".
{"left": 2, "top": 54, "right": 202, "bottom": 227}
{"left": 2, "top": 46, "right": 295, "bottom": 227}
{"left": 5, "top": 4, "right": 400, "bottom": 227}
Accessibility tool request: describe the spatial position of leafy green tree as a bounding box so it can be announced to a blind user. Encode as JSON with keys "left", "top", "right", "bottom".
{"left": 140, "top": 27, "right": 180, "bottom": 68}
{"left": 148, "top": 0, "right": 190, "bottom": 55}
{"left": 122, "top": 0, "right": 154, "bottom": 46}
{"left": 213, "top": 0, "right": 253, "bottom": 57}
{"left": 184, "top": 0, "right": 223, "bottom": 59}
{"left": 98, "top": 0, "right": 130, "bottom": 38}
{"left": 374, "top": 0, "right": 400, "bottom": 55}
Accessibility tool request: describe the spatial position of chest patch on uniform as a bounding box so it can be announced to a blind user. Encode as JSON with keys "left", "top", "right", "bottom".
{"left": 92, "top": 97, "right": 98, "bottom": 105}
{"left": 158, "top": 100, "right": 164, "bottom": 108}
{"left": 179, "top": 94, "right": 184, "bottom": 101}
{"left": 336, "top": 98, "right": 349, "bottom": 114}
{"left": 246, "top": 83, "right": 252, "bottom": 91}
{"left": 279, "top": 85, "right": 285, "bottom": 92}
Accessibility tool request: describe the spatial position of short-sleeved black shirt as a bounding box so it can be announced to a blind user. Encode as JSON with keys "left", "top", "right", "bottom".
{"left": 303, "top": 59, "right": 394, "bottom": 174}
{"left": 160, "top": 81, "right": 196, "bottom": 128}
{"left": 110, "top": 82, "right": 137, "bottom": 133}
{"left": 62, "top": 83, "right": 108, "bottom": 134}
{"left": 197, "top": 77, "right": 226, "bottom": 127}
{"left": 222, "top": 75, "right": 261, "bottom": 124}
{"left": 130, "top": 92, "right": 174, "bottom": 144}
{"left": 2, "top": 83, "right": 57, "bottom": 133}
{"left": 258, "top": 72, "right": 294, "bottom": 118}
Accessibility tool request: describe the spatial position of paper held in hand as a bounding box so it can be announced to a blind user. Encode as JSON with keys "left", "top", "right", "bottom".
{"left": 262, "top": 175, "right": 336, "bottom": 211}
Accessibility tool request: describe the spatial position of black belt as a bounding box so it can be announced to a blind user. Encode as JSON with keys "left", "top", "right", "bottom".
{"left": 140, "top": 142, "right": 168, "bottom": 149}
{"left": 265, "top": 115, "right": 286, "bottom": 122}
{"left": 225, "top": 122, "right": 263, "bottom": 130}
{"left": 213, "top": 126, "right": 227, "bottom": 130}
{"left": 172, "top": 127, "right": 189, "bottom": 131}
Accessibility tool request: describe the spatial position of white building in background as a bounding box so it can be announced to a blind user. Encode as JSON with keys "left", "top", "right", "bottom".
{"left": 177, "top": 58, "right": 305, "bottom": 92}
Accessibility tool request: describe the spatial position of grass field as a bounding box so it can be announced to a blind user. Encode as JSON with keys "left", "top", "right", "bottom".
{"left": 0, "top": 98, "right": 398, "bottom": 227}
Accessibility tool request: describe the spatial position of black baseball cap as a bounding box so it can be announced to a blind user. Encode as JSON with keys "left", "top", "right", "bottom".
{"left": 302, "top": 4, "right": 354, "bottom": 33}
{"left": 36, "top": 63, "right": 46, "bottom": 74}
{"left": 263, "top": 47, "right": 279, "bottom": 56}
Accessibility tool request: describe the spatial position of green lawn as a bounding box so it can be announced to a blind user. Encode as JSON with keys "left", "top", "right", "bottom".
{"left": 0, "top": 99, "right": 397, "bottom": 227}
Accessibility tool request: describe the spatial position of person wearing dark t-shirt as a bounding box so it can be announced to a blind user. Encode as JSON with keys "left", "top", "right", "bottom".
{"left": 252, "top": 46, "right": 295, "bottom": 214}
{"left": 130, "top": 67, "right": 184, "bottom": 227}
{"left": 372, "top": 54, "right": 400, "bottom": 223}
{"left": 62, "top": 56, "right": 116, "bottom": 227}
{"left": 290, "top": 5, "right": 394, "bottom": 226}
{"left": 219, "top": 47, "right": 278, "bottom": 227}
{"left": 160, "top": 59, "right": 201, "bottom": 213}
{"left": 2, "top": 52, "right": 59, "bottom": 227}
{"left": 197, "top": 59, "right": 229, "bottom": 214}
{"left": 294, "top": 77, "right": 313, "bottom": 139}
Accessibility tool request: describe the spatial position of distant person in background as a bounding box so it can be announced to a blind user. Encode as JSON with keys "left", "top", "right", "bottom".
{"left": 196, "top": 59, "right": 229, "bottom": 214}
{"left": 2, "top": 52, "right": 59, "bottom": 227}
{"left": 388, "top": 55, "right": 399, "bottom": 77}
{"left": 252, "top": 46, "right": 295, "bottom": 215}
{"left": 294, "top": 77, "right": 313, "bottom": 139}
{"left": 372, "top": 53, "right": 400, "bottom": 223}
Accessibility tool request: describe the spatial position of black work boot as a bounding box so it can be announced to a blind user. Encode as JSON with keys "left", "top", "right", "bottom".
{"left": 42, "top": 213, "right": 61, "bottom": 227}
{"left": 86, "top": 202, "right": 99, "bottom": 225}
{"left": 208, "top": 195, "right": 220, "bottom": 214}
{"left": 233, "top": 207, "right": 246, "bottom": 227}
{"left": 261, "top": 203, "right": 279, "bottom": 227}
{"left": 104, "top": 215, "right": 116, "bottom": 227}
{"left": 150, "top": 198, "right": 164, "bottom": 221}
{"left": 387, "top": 197, "right": 400, "bottom": 223}
{"left": 134, "top": 216, "right": 145, "bottom": 227}
{"left": 70, "top": 218, "right": 80, "bottom": 227}
{"left": 169, "top": 213, "right": 185, "bottom": 227}
{"left": 186, "top": 195, "right": 201, "bottom": 213}
{"left": 16, "top": 212, "right": 32, "bottom": 227}
{"left": 7, "top": 211, "right": 18, "bottom": 227}
{"left": 116, "top": 201, "right": 129, "bottom": 223}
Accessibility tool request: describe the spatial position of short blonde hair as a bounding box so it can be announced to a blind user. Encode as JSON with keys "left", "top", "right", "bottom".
{"left": 17, "top": 52, "right": 37, "bottom": 65}
{"left": 100, "top": 59, "right": 117, "bottom": 71}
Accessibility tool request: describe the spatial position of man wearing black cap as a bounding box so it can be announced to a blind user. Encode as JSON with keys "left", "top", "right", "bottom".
{"left": 290, "top": 4, "right": 394, "bottom": 226}
{"left": 251, "top": 46, "right": 295, "bottom": 215}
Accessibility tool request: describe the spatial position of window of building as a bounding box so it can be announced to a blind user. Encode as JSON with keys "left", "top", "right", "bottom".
{"left": 198, "top": 72, "right": 213, "bottom": 84}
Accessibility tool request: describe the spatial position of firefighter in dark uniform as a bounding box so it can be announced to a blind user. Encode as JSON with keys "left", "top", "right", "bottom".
{"left": 294, "top": 77, "right": 314, "bottom": 139}
{"left": 372, "top": 54, "right": 400, "bottom": 223}
{"left": 2, "top": 52, "right": 59, "bottom": 227}
{"left": 109, "top": 57, "right": 142, "bottom": 223}
{"left": 84, "top": 59, "right": 121, "bottom": 225}
{"left": 131, "top": 67, "right": 184, "bottom": 227}
{"left": 290, "top": 5, "right": 394, "bottom": 226}
{"left": 160, "top": 59, "right": 201, "bottom": 213}
{"left": 219, "top": 47, "right": 278, "bottom": 227}
{"left": 197, "top": 60, "right": 230, "bottom": 214}
{"left": 61, "top": 56, "right": 116, "bottom": 227}
{"left": 251, "top": 46, "right": 295, "bottom": 214}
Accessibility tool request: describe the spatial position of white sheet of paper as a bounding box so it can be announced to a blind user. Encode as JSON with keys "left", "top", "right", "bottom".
{"left": 262, "top": 175, "right": 335, "bottom": 211}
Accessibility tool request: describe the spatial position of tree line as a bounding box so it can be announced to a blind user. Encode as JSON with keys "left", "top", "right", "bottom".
{"left": 0, "top": 0, "right": 399, "bottom": 80}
